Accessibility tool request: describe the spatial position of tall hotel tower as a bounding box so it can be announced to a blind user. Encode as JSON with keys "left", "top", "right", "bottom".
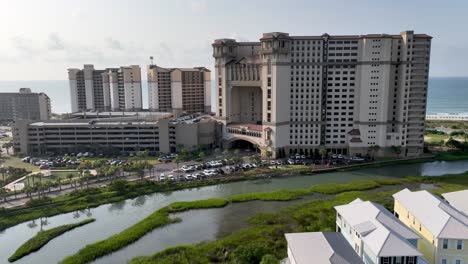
{"left": 68, "top": 64, "right": 142, "bottom": 112}
{"left": 147, "top": 65, "right": 211, "bottom": 114}
{"left": 213, "top": 31, "right": 431, "bottom": 157}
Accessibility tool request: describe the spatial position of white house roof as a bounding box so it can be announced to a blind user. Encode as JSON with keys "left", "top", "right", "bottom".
{"left": 442, "top": 190, "right": 468, "bottom": 216}
{"left": 334, "top": 199, "right": 422, "bottom": 258}
{"left": 393, "top": 189, "right": 468, "bottom": 239}
{"left": 285, "top": 232, "right": 363, "bottom": 264}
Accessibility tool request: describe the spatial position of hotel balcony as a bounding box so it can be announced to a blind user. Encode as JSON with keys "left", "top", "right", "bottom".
{"left": 224, "top": 123, "right": 268, "bottom": 147}
{"left": 228, "top": 63, "right": 262, "bottom": 87}
{"left": 226, "top": 123, "right": 263, "bottom": 138}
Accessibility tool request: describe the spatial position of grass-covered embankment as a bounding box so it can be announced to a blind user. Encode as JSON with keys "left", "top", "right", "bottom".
{"left": 8, "top": 218, "right": 95, "bottom": 262}
{"left": 129, "top": 174, "right": 468, "bottom": 264}
{"left": 0, "top": 176, "right": 259, "bottom": 232}
{"left": 60, "top": 198, "right": 228, "bottom": 264}
{"left": 59, "top": 178, "right": 405, "bottom": 264}
{"left": 435, "top": 150, "right": 468, "bottom": 161}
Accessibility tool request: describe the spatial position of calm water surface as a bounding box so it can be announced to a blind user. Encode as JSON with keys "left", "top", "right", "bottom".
{"left": 1, "top": 160, "right": 467, "bottom": 264}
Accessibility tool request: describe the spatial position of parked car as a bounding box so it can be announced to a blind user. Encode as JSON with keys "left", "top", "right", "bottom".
{"left": 350, "top": 156, "right": 365, "bottom": 162}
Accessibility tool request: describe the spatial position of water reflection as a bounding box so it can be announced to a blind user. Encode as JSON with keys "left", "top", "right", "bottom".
{"left": 132, "top": 195, "right": 147, "bottom": 207}
{"left": 27, "top": 220, "right": 37, "bottom": 229}
{"left": 2, "top": 160, "right": 467, "bottom": 264}
{"left": 108, "top": 200, "right": 126, "bottom": 212}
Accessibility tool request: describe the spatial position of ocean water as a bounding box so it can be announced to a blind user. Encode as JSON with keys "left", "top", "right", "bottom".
{"left": 0, "top": 78, "right": 467, "bottom": 114}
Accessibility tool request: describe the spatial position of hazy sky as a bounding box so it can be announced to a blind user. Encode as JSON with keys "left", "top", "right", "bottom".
{"left": 0, "top": 0, "right": 467, "bottom": 80}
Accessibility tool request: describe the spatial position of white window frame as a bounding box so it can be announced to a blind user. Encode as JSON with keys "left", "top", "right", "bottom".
{"left": 456, "top": 239, "right": 464, "bottom": 250}
{"left": 442, "top": 239, "right": 449, "bottom": 249}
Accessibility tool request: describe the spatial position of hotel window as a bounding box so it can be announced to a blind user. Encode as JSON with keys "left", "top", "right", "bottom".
{"left": 442, "top": 239, "right": 448, "bottom": 249}
{"left": 457, "top": 240, "right": 463, "bottom": 250}
{"left": 455, "top": 260, "right": 461, "bottom": 264}
{"left": 267, "top": 77, "right": 272, "bottom": 87}
{"left": 441, "top": 259, "right": 447, "bottom": 264}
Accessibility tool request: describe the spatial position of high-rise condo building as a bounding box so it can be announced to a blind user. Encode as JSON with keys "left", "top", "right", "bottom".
{"left": 213, "top": 31, "right": 431, "bottom": 158}
{"left": 0, "top": 88, "right": 51, "bottom": 121}
{"left": 147, "top": 65, "right": 211, "bottom": 114}
{"left": 68, "top": 64, "right": 142, "bottom": 112}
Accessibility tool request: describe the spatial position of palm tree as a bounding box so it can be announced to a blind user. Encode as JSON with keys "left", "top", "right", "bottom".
{"left": 319, "top": 147, "right": 327, "bottom": 165}
{"left": 0, "top": 167, "right": 6, "bottom": 182}
{"left": 367, "top": 145, "right": 381, "bottom": 160}
{"left": 55, "top": 179, "right": 62, "bottom": 191}
{"left": 214, "top": 148, "right": 221, "bottom": 156}
{"left": 136, "top": 150, "right": 149, "bottom": 163}
{"left": 198, "top": 151, "right": 206, "bottom": 160}
{"left": 37, "top": 173, "right": 43, "bottom": 184}
{"left": 223, "top": 149, "right": 230, "bottom": 157}
{"left": 0, "top": 187, "right": 7, "bottom": 202}
{"left": 66, "top": 173, "right": 74, "bottom": 189}
{"left": 174, "top": 156, "right": 182, "bottom": 168}
{"left": 83, "top": 170, "right": 92, "bottom": 188}
{"left": 390, "top": 145, "right": 402, "bottom": 158}
{"left": 2, "top": 142, "right": 13, "bottom": 155}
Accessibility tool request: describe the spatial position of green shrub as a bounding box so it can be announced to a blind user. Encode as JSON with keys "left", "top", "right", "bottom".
{"left": 260, "top": 254, "right": 278, "bottom": 264}
{"left": 232, "top": 242, "right": 269, "bottom": 264}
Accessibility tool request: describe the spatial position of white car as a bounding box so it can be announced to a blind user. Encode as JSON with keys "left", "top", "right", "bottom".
{"left": 350, "top": 156, "right": 365, "bottom": 162}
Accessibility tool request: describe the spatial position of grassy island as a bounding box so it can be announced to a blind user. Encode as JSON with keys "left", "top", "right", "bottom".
{"left": 8, "top": 218, "right": 95, "bottom": 262}
{"left": 59, "top": 174, "right": 468, "bottom": 264}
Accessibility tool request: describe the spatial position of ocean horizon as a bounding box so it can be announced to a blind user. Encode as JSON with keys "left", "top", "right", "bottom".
{"left": 0, "top": 77, "right": 467, "bottom": 114}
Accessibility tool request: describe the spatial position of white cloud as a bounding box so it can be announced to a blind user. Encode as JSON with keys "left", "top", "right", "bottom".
{"left": 190, "top": 0, "right": 208, "bottom": 13}
{"left": 106, "top": 38, "right": 124, "bottom": 50}
{"left": 48, "top": 33, "right": 66, "bottom": 51}
{"left": 11, "top": 36, "right": 36, "bottom": 56}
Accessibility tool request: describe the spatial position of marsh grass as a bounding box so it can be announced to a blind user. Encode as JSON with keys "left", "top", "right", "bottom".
{"left": 8, "top": 218, "right": 95, "bottom": 262}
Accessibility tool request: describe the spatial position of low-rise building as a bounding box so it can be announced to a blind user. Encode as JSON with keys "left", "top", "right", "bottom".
{"left": 335, "top": 198, "right": 425, "bottom": 264}
{"left": 0, "top": 88, "right": 51, "bottom": 122}
{"left": 13, "top": 113, "right": 221, "bottom": 155}
{"left": 393, "top": 189, "right": 468, "bottom": 264}
{"left": 442, "top": 190, "right": 468, "bottom": 216}
{"left": 284, "top": 232, "right": 364, "bottom": 264}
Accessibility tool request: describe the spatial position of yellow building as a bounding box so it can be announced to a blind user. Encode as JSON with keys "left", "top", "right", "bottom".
{"left": 393, "top": 189, "right": 468, "bottom": 264}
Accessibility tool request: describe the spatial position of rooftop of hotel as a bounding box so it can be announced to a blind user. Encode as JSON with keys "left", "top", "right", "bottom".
{"left": 29, "top": 113, "right": 215, "bottom": 127}
{"left": 393, "top": 189, "right": 468, "bottom": 239}
{"left": 334, "top": 198, "right": 422, "bottom": 258}
{"left": 285, "top": 232, "right": 363, "bottom": 264}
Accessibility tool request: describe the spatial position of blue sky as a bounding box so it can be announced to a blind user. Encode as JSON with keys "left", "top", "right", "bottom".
{"left": 0, "top": 0, "right": 467, "bottom": 80}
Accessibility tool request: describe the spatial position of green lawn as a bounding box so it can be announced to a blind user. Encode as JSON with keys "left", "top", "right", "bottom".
{"left": 0, "top": 137, "right": 13, "bottom": 142}
{"left": 426, "top": 120, "right": 468, "bottom": 130}
{"left": 50, "top": 171, "right": 80, "bottom": 180}
{"left": 18, "top": 171, "right": 80, "bottom": 187}
{"left": 424, "top": 132, "right": 449, "bottom": 143}
{"left": 0, "top": 156, "right": 39, "bottom": 172}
